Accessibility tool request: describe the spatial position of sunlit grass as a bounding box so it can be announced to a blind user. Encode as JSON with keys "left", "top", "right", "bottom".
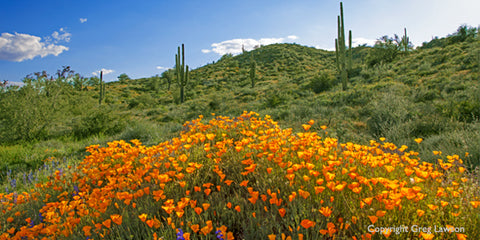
{"left": 1, "top": 111, "right": 479, "bottom": 239}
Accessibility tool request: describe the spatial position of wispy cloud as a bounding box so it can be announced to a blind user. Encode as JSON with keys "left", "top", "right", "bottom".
{"left": 92, "top": 68, "right": 114, "bottom": 76}
{"left": 156, "top": 66, "right": 171, "bottom": 71}
{"left": 51, "top": 28, "right": 71, "bottom": 43}
{"left": 202, "top": 35, "right": 299, "bottom": 56}
{"left": 313, "top": 45, "right": 335, "bottom": 51}
{"left": 0, "top": 32, "right": 69, "bottom": 62}
{"left": 79, "top": 18, "right": 87, "bottom": 23}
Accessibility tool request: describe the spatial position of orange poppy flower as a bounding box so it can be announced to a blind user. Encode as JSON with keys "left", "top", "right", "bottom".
{"left": 278, "top": 208, "right": 286, "bottom": 217}
{"left": 368, "top": 216, "right": 378, "bottom": 224}
{"left": 376, "top": 210, "right": 386, "bottom": 217}
{"left": 417, "top": 209, "right": 425, "bottom": 217}
{"left": 419, "top": 232, "right": 434, "bottom": 240}
{"left": 110, "top": 214, "right": 122, "bottom": 225}
{"left": 191, "top": 224, "right": 200, "bottom": 233}
{"left": 194, "top": 207, "right": 203, "bottom": 215}
{"left": 204, "top": 189, "right": 212, "bottom": 196}
{"left": 300, "top": 219, "right": 316, "bottom": 229}
{"left": 138, "top": 213, "right": 147, "bottom": 222}
{"left": 319, "top": 207, "right": 332, "bottom": 217}
{"left": 456, "top": 233, "right": 467, "bottom": 240}
{"left": 427, "top": 204, "right": 438, "bottom": 211}
{"left": 298, "top": 189, "right": 310, "bottom": 199}
{"left": 146, "top": 219, "right": 155, "bottom": 228}
{"left": 83, "top": 226, "right": 92, "bottom": 236}
{"left": 202, "top": 203, "right": 210, "bottom": 211}
{"left": 240, "top": 180, "right": 249, "bottom": 187}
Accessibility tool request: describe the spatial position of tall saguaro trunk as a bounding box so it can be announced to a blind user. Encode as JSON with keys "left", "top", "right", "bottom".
{"left": 335, "top": 2, "right": 352, "bottom": 91}
{"left": 402, "top": 28, "right": 410, "bottom": 53}
{"left": 99, "top": 71, "right": 105, "bottom": 105}
{"left": 176, "top": 44, "right": 189, "bottom": 104}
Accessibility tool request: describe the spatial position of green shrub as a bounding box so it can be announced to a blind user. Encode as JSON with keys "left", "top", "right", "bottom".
{"left": 71, "top": 107, "right": 125, "bottom": 139}
{"left": 307, "top": 72, "right": 334, "bottom": 93}
{"left": 365, "top": 92, "right": 414, "bottom": 137}
{"left": 127, "top": 94, "right": 158, "bottom": 109}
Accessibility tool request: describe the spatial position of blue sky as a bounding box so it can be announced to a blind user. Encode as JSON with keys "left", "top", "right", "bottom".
{"left": 1, "top": 0, "right": 479, "bottom": 83}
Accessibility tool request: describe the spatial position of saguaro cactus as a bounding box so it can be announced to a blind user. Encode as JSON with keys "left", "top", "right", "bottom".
{"left": 99, "top": 71, "right": 105, "bottom": 105}
{"left": 176, "top": 44, "right": 189, "bottom": 103}
{"left": 335, "top": 2, "right": 352, "bottom": 91}
{"left": 402, "top": 28, "right": 410, "bottom": 53}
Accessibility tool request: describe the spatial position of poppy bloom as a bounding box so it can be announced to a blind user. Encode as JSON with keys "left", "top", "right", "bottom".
{"left": 110, "top": 214, "right": 122, "bottom": 225}
{"left": 278, "top": 208, "right": 286, "bottom": 217}
{"left": 300, "top": 219, "right": 315, "bottom": 229}
{"left": 319, "top": 207, "right": 332, "bottom": 217}
{"left": 83, "top": 225, "right": 92, "bottom": 236}
{"left": 368, "top": 216, "right": 378, "bottom": 224}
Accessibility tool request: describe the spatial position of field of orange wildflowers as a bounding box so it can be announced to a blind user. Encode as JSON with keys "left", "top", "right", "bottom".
{"left": 1, "top": 111, "right": 479, "bottom": 239}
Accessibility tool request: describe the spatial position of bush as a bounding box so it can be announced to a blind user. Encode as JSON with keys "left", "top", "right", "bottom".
{"left": 127, "top": 94, "right": 158, "bottom": 109}
{"left": 307, "top": 72, "right": 334, "bottom": 94}
{"left": 71, "top": 107, "right": 125, "bottom": 139}
{"left": 365, "top": 92, "right": 414, "bottom": 137}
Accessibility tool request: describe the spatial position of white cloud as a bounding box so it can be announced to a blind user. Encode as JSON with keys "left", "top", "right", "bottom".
{"left": 0, "top": 32, "right": 69, "bottom": 62}
{"left": 51, "top": 28, "right": 71, "bottom": 43}
{"left": 92, "top": 68, "right": 114, "bottom": 76}
{"left": 156, "top": 66, "right": 171, "bottom": 70}
{"left": 313, "top": 45, "right": 335, "bottom": 51}
{"left": 79, "top": 18, "right": 87, "bottom": 23}
{"left": 287, "top": 35, "right": 299, "bottom": 40}
{"left": 203, "top": 36, "right": 299, "bottom": 55}
{"left": 352, "top": 37, "right": 377, "bottom": 47}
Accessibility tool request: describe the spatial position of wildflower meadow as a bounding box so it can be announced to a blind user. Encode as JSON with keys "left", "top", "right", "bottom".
{"left": 1, "top": 111, "right": 479, "bottom": 239}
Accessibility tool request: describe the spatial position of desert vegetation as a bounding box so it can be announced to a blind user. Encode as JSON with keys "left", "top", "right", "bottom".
{"left": 0, "top": 5, "right": 479, "bottom": 238}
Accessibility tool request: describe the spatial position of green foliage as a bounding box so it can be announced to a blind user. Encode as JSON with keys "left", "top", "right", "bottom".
{"left": 307, "top": 72, "right": 335, "bottom": 93}
{"left": 127, "top": 93, "right": 158, "bottom": 109}
{"left": 364, "top": 88, "right": 414, "bottom": 138}
{"left": 366, "top": 36, "right": 401, "bottom": 67}
{"left": 0, "top": 70, "right": 85, "bottom": 143}
{"left": 71, "top": 106, "right": 125, "bottom": 139}
{"left": 420, "top": 25, "right": 478, "bottom": 49}
{"left": 117, "top": 73, "right": 131, "bottom": 83}
{"left": 161, "top": 69, "right": 174, "bottom": 91}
